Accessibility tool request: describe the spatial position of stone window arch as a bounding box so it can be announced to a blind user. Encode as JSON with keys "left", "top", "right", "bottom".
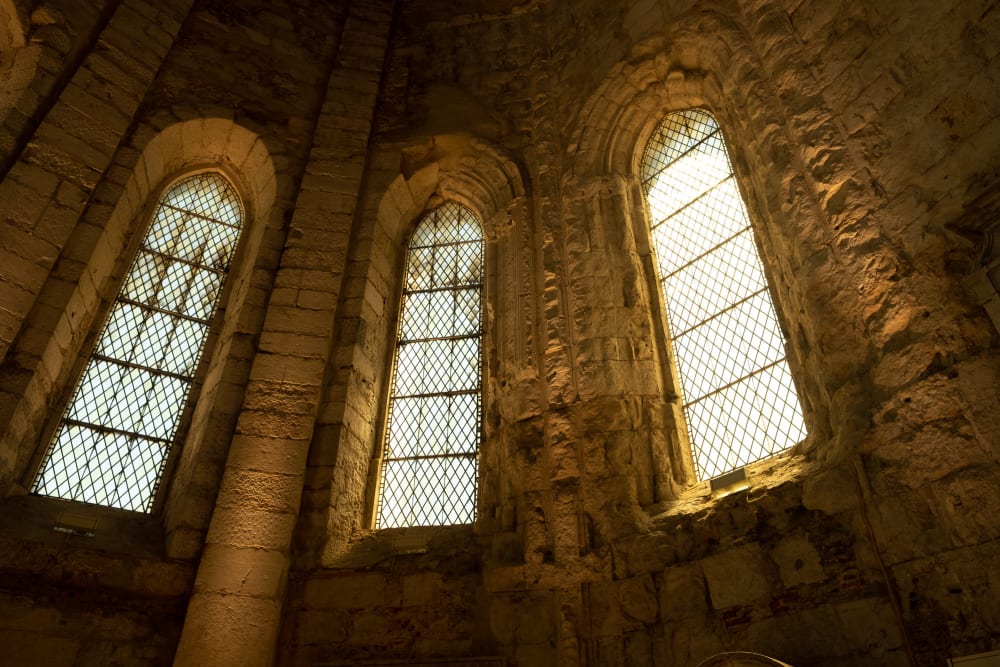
{"left": 374, "top": 201, "right": 485, "bottom": 528}
{"left": 31, "top": 172, "right": 246, "bottom": 512}
{"left": 639, "top": 108, "right": 807, "bottom": 480}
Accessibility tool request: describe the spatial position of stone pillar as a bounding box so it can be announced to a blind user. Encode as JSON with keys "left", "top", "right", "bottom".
{"left": 0, "top": 0, "right": 194, "bottom": 364}
{"left": 0, "top": 0, "right": 195, "bottom": 497}
{"left": 0, "top": 0, "right": 122, "bottom": 170}
{"left": 171, "top": 2, "right": 395, "bottom": 665}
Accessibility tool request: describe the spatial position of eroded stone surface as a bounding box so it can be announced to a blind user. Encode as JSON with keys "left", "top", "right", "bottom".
{"left": 0, "top": 0, "right": 997, "bottom": 665}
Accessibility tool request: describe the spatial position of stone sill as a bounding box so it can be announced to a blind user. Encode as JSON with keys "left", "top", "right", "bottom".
{"left": 327, "top": 523, "right": 479, "bottom": 570}
{"left": 0, "top": 492, "right": 167, "bottom": 558}
{"left": 646, "top": 450, "right": 816, "bottom": 522}
{"left": 0, "top": 494, "right": 195, "bottom": 599}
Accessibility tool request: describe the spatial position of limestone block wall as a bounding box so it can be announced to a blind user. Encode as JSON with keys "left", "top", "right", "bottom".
{"left": 0, "top": 0, "right": 995, "bottom": 666}
{"left": 0, "top": 1, "right": 351, "bottom": 664}
{"left": 0, "top": 495, "right": 194, "bottom": 665}
{"left": 281, "top": 526, "right": 486, "bottom": 664}
{"left": 0, "top": 0, "right": 119, "bottom": 170}
{"left": 281, "top": 0, "right": 1000, "bottom": 666}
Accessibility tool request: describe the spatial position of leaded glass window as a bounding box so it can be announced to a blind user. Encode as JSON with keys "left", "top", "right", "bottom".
{"left": 32, "top": 173, "right": 244, "bottom": 512}
{"left": 640, "top": 109, "right": 807, "bottom": 480}
{"left": 376, "top": 202, "right": 484, "bottom": 528}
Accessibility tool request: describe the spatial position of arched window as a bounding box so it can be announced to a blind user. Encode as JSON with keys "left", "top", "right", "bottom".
{"left": 376, "top": 202, "right": 484, "bottom": 528}
{"left": 32, "top": 173, "right": 244, "bottom": 512}
{"left": 640, "top": 109, "right": 807, "bottom": 480}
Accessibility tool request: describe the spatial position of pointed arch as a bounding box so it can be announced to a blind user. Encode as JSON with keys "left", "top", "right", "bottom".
{"left": 640, "top": 108, "right": 807, "bottom": 479}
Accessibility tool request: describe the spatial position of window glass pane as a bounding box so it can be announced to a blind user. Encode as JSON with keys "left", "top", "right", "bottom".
{"left": 406, "top": 246, "right": 435, "bottom": 290}
{"left": 641, "top": 109, "right": 807, "bottom": 480}
{"left": 394, "top": 338, "right": 481, "bottom": 396}
{"left": 182, "top": 268, "right": 225, "bottom": 321}
{"left": 379, "top": 456, "right": 478, "bottom": 528}
{"left": 662, "top": 230, "right": 765, "bottom": 334}
{"left": 97, "top": 303, "right": 145, "bottom": 361}
{"left": 646, "top": 134, "right": 731, "bottom": 219}
{"left": 652, "top": 179, "right": 751, "bottom": 277}
{"left": 684, "top": 364, "right": 807, "bottom": 479}
{"left": 377, "top": 202, "right": 484, "bottom": 528}
{"left": 153, "top": 261, "right": 198, "bottom": 312}
{"left": 386, "top": 394, "right": 481, "bottom": 459}
{"left": 145, "top": 207, "right": 186, "bottom": 255}
{"left": 455, "top": 242, "right": 483, "bottom": 284}
{"left": 400, "top": 289, "right": 481, "bottom": 341}
{"left": 672, "top": 291, "right": 788, "bottom": 401}
{"left": 32, "top": 173, "right": 244, "bottom": 512}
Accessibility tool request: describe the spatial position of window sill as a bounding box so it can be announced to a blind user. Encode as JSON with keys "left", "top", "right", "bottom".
{"left": 645, "top": 450, "right": 814, "bottom": 521}
{"left": 0, "top": 493, "right": 167, "bottom": 559}
{"left": 0, "top": 494, "right": 196, "bottom": 598}
{"left": 326, "top": 524, "right": 478, "bottom": 569}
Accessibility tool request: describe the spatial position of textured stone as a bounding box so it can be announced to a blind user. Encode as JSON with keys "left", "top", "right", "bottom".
{"left": 0, "top": 1, "right": 997, "bottom": 666}
{"left": 702, "top": 544, "right": 776, "bottom": 610}
{"left": 772, "top": 535, "right": 825, "bottom": 588}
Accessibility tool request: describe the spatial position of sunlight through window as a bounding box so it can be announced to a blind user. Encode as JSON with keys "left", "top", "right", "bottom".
{"left": 32, "top": 173, "right": 244, "bottom": 512}
{"left": 640, "top": 109, "right": 807, "bottom": 479}
{"left": 376, "top": 202, "right": 484, "bottom": 528}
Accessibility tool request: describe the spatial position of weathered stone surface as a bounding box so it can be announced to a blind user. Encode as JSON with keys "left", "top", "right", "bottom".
{"left": 0, "top": 0, "right": 996, "bottom": 665}
{"left": 772, "top": 535, "right": 825, "bottom": 588}
{"left": 702, "top": 544, "right": 776, "bottom": 610}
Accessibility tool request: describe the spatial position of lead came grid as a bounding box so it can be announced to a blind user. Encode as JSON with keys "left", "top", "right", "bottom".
{"left": 641, "top": 109, "right": 807, "bottom": 480}
{"left": 32, "top": 174, "right": 244, "bottom": 512}
{"left": 377, "top": 202, "right": 484, "bottom": 528}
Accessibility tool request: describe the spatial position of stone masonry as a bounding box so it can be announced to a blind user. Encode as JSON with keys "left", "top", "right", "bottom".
{"left": 0, "top": 0, "right": 998, "bottom": 665}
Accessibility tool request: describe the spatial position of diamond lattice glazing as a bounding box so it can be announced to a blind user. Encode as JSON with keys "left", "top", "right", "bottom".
{"left": 377, "top": 202, "right": 484, "bottom": 528}
{"left": 32, "top": 173, "right": 244, "bottom": 512}
{"left": 641, "top": 109, "right": 807, "bottom": 480}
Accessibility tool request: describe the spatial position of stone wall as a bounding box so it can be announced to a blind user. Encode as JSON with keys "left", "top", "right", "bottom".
{"left": 0, "top": 0, "right": 346, "bottom": 664}
{"left": 0, "top": 0, "right": 997, "bottom": 665}
{"left": 281, "top": 0, "right": 1000, "bottom": 665}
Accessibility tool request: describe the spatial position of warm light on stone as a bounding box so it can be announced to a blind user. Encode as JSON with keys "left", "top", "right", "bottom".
{"left": 0, "top": 1, "right": 996, "bottom": 666}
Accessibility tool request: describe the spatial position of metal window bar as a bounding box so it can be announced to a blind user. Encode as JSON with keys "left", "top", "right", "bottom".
{"left": 32, "top": 173, "right": 244, "bottom": 512}
{"left": 640, "top": 109, "right": 807, "bottom": 480}
{"left": 377, "top": 202, "right": 485, "bottom": 528}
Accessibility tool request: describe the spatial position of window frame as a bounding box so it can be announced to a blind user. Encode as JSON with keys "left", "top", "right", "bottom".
{"left": 636, "top": 107, "right": 809, "bottom": 482}
{"left": 370, "top": 200, "right": 487, "bottom": 529}
{"left": 25, "top": 168, "right": 252, "bottom": 515}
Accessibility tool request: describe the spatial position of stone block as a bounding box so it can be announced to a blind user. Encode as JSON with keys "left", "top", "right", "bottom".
{"left": 296, "top": 609, "right": 350, "bottom": 644}
{"left": 618, "top": 574, "right": 658, "bottom": 624}
{"left": 205, "top": 505, "right": 296, "bottom": 551}
{"left": 236, "top": 408, "right": 315, "bottom": 442}
{"left": 304, "top": 573, "right": 386, "bottom": 610}
{"left": 174, "top": 592, "right": 282, "bottom": 666}
{"left": 772, "top": 535, "right": 825, "bottom": 587}
{"left": 658, "top": 564, "right": 709, "bottom": 622}
{"left": 702, "top": 544, "right": 775, "bottom": 609}
{"left": 1, "top": 631, "right": 78, "bottom": 665}
{"left": 402, "top": 572, "right": 443, "bottom": 607}
{"left": 195, "top": 543, "right": 289, "bottom": 600}
{"left": 216, "top": 466, "right": 304, "bottom": 514}
{"left": 802, "top": 465, "right": 859, "bottom": 514}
